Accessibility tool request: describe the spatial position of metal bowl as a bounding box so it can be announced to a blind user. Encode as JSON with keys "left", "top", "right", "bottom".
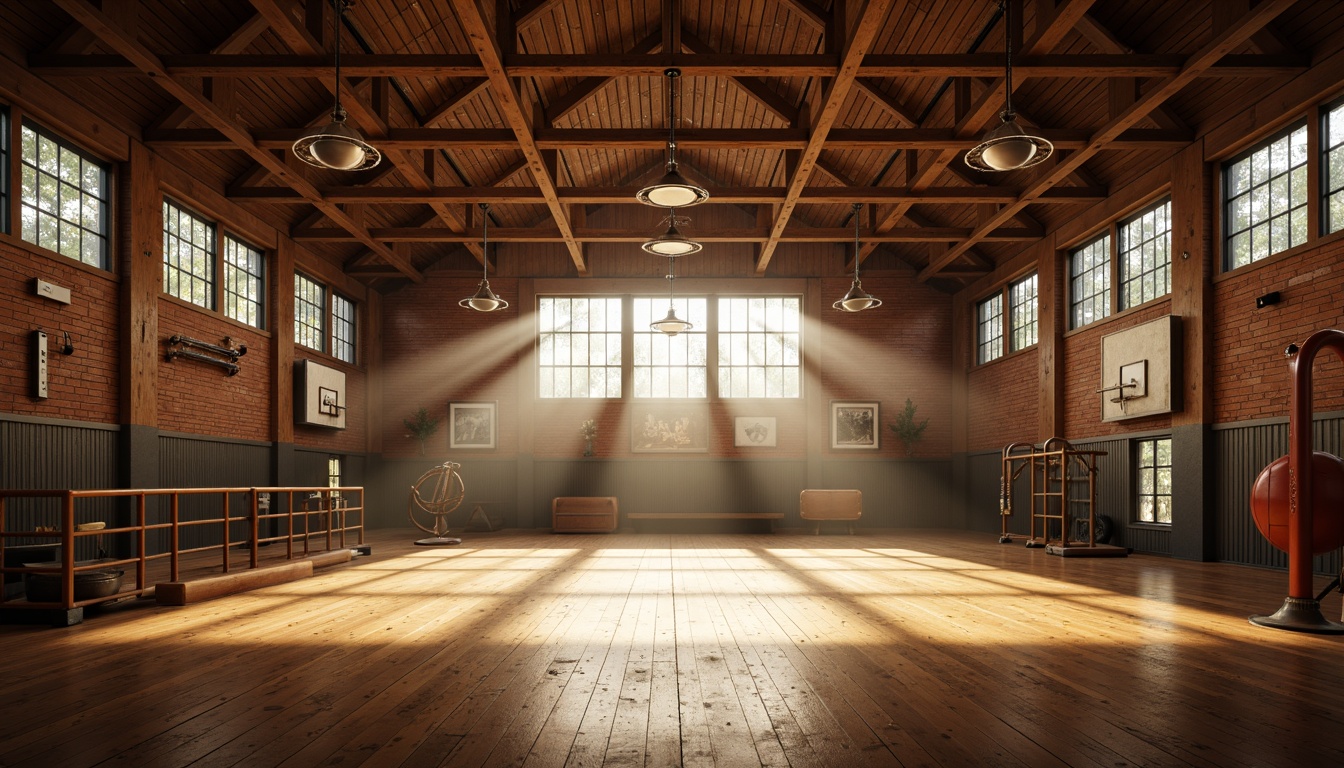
{"left": 24, "top": 569, "right": 124, "bottom": 603}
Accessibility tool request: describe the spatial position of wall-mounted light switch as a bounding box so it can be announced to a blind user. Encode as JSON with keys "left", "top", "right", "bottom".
{"left": 34, "top": 279, "right": 72, "bottom": 305}
{"left": 33, "top": 331, "right": 49, "bottom": 399}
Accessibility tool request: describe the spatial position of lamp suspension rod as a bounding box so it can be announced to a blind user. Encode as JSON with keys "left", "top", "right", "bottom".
{"left": 481, "top": 202, "right": 490, "bottom": 278}
{"left": 852, "top": 202, "right": 862, "bottom": 279}
{"left": 1001, "top": 0, "right": 1014, "bottom": 118}
{"left": 667, "top": 69, "right": 679, "bottom": 167}
{"left": 332, "top": 0, "right": 345, "bottom": 115}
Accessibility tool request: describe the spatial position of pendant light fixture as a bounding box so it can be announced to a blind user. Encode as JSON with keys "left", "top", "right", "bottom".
{"left": 637, "top": 68, "right": 709, "bottom": 209}
{"left": 650, "top": 255, "right": 692, "bottom": 336}
{"left": 459, "top": 204, "right": 509, "bottom": 312}
{"left": 292, "top": 0, "right": 381, "bottom": 171}
{"left": 834, "top": 204, "right": 882, "bottom": 312}
{"left": 641, "top": 209, "right": 703, "bottom": 256}
{"left": 965, "top": 0, "right": 1053, "bottom": 172}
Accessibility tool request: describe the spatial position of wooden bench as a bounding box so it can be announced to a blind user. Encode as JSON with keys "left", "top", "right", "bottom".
{"left": 800, "top": 489, "right": 862, "bottom": 534}
{"left": 627, "top": 512, "right": 784, "bottom": 533}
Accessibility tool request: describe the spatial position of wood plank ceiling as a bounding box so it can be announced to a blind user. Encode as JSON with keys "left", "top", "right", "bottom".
{"left": 6, "top": 0, "right": 1341, "bottom": 291}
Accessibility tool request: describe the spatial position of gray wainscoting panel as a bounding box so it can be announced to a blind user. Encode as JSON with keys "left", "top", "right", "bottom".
{"left": 159, "top": 435, "right": 272, "bottom": 552}
{"left": 818, "top": 459, "right": 956, "bottom": 529}
{"left": 1215, "top": 416, "right": 1341, "bottom": 574}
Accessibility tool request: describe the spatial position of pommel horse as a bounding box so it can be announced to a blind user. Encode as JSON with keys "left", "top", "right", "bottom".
{"left": 1249, "top": 329, "right": 1344, "bottom": 633}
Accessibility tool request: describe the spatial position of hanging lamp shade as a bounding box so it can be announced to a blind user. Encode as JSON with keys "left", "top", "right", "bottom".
{"left": 965, "top": 0, "right": 1052, "bottom": 172}
{"left": 292, "top": 0, "right": 380, "bottom": 171}
{"left": 459, "top": 204, "right": 508, "bottom": 313}
{"left": 834, "top": 203, "right": 882, "bottom": 312}
{"left": 293, "top": 108, "right": 381, "bottom": 171}
{"left": 641, "top": 212, "right": 703, "bottom": 256}
{"left": 651, "top": 255, "right": 692, "bottom": 335}
{"left": 636, "top": 68, "right": 709, "bottom": 208}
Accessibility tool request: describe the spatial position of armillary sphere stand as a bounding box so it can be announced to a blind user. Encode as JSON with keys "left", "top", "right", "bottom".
{"left": 408, "top": 460, "right": 467, "bottom": 546}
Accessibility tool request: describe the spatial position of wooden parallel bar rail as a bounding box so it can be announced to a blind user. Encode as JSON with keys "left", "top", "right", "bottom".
{"left": 0, "top": 486, "right": 365, "bottom": 614}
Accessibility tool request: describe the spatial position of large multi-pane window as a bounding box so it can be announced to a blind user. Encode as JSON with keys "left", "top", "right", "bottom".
{"left": 163, "top": 199, "right": 216, "bottom": 308}
{"left": 223, "top": 236, "right": 265, "bottom": 328}
{"left": 21, "top": 122, "right": 109, "bottom": 269}
{"left": 718, "top": 297, "right": 801, "bottom": 398}
{"left": 0, "top": 109, "right": 8, "bottom": 234}
{"left": 1224, "top": 124, "right": 1308, "bottom": 269}
{"left": 1119, "top": 199, "right": 1172, "bottom": 309}
{"left": 1136, "top": 437, "right": 1173, "bottom": 525}
{"left": 1008, "top": 274, "right": 1037, "bottom": 352}
{"left": 977, "top": 274, "right": 1037, "bottom": 364}
{"left": 632, "top": 297, "right": 708, "bottom": 398}
{"left": 538, "top": 297, "right": 623, "bottom": 398}
{"left": 1070, "top": 234, "right": 1111, "bottom": 329}
{"left": 331, "top": 294, "right": 356, "bottom": 364}
{"left": 294, "top": 273, "right": 326, "bottom": 353}
{"left": 1326, "top": 99, "right": 1344, "bottom": 234}
{"left": 976, "top": 293, "right": 1003, "bottom": 364}
{"left": 1069, "top": 197, "right": 1172, "bottom": 329}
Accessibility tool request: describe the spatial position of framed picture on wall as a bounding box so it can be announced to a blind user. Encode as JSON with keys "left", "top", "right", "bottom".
{"left": 831, "top": 401, "right": 879, "bottom": 450}
{"left": 449, "top": 401, "right": 497, "bottom": 450}
{"left": 631, "top": 402, "right": 710, "bottom": 452}
{"left": 734, "top": 416, "right": 777, "bottom": 448}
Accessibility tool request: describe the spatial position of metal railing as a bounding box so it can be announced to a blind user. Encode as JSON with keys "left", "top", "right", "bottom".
{"left": 0, "top": 486, "right": 363, "bottom": 612}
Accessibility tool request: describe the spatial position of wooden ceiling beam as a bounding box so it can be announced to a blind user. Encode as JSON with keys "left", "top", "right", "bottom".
{"left": 918, "top": 0, "right": 1299, "bottom": 281}
{"left": 231, "top": 185, "right": 1105, "bottom": 205}
{"left": 851, "top": 78, "right": 920, "bottom": 126}
{"left": 450, "top": 0, "right": 586, "bottom": 275}
{"left": 289, "top": 225, "right": 1043, "bottom": 244}
{"left": 1074, "top": 13, "right": 1190, "bottom": 132}
{"left": 48, "top": 0, "right": 419, "bottom": 283}
{"left": 143, "top": 125, "right": 1189, "bottom": 150}
{"left": 422, "top": 78, "right": 490, "bottom": 125}
{"left": 756, "top": 0, "right": 897, "bottom": 275}
{"left": 27, "top": 53, "right": 1307, "bottom": 79}
{"left": 514, "top": 0, "right": 567, "bottom": 30}
{"left": 777, "top": 0, "right": 828, "bottom": 31}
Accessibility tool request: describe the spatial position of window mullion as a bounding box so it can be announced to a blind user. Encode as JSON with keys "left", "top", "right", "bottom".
{"left": 707, "top": 297, "right": 720, "bottom": 399}
{"left": 1308, "top": 102, "right": 1322, "bottom": 238}
{"left": 621, "top": 294, "right": 633, "bottom": 400}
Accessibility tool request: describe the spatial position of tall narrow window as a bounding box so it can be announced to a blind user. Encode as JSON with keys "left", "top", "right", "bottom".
{"left": 538, "top": 297, "right": 623, "bottom": 398}
{"left": 1008, "top": 273, "right": 1038, "bottom": 352}
{"left": 223, "top": 235, "right": 265, "bottom": 328}
{"left": 331, "top": 294, "right": 356, "bottom": 364}
{"left": 21, "top": 123, "right": 109, "bottom": 268}
{"left": 1224, "top": 124, "right": 1308, "bottom": 269}
{"left": 1119, "top": 199, "right": 1171, "bottom": 309}
{"left": 632, "top": 297, "right": 707, "bottom": 397}
{"left": 976, "top": 293, "right": 1003, "bottom": 364}
{"left": 1325, "top": 99, "right": 1344, "bottom": 234}
{"left": 294, "top": 273, "right": 326, "bottom": 353}
{"left": 1070, "top": 234, "right": 1111, "bottom": 329}
{"left": 718, "top": 297, "right": 801, "bottom": 398}
{"left": 163, "top": 199, "right": 216, "bottom": 308}
{"left": 1136, "top": 437, "right": 1173, "bottom": 525}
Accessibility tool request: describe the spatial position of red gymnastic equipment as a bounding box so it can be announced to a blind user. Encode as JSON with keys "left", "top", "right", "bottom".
{"left": 1249, "top": 329, "right": 1344, "bottom": 633}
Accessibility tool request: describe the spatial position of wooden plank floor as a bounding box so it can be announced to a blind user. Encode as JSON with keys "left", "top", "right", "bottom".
{"left": 1, "top": 528, "right": 1342, "bottom": 767}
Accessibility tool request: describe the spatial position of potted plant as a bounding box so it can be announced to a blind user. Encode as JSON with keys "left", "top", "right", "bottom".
{"left": 888, "top": 398, "right": 929, "bottom": 457}
{"left": 403, "top": 407, "right": 439, "bottom": 455}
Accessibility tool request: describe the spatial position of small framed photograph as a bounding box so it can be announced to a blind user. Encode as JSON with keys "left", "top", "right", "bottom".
{"left": 631, "top": 402, "right": 709, "bottom": 453}
{"left": 734, "top": 416, "right": 777, "bottom": 448}
{"left": 831, "top": 401, "right": 879, "bottom": 450}
{"left": 449, "top": 402, "right": 497, "bottom": 450}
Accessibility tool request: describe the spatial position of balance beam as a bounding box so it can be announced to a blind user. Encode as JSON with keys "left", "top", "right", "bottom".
{"left": 155, "top": 549, "right": 351, "bottom": 606}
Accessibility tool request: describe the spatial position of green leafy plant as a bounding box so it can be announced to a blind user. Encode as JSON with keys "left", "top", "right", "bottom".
{"left": 403, "top": 407, "right": 440, "bottom": 455}
{"left": 889, "top": 398, "right": 929, "bottom": 456}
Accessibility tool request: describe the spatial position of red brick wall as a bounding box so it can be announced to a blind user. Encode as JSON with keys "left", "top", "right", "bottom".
{"left": 378, "top": 271, "right": 953, "bottom": 461}
{"left": 0, "top": 238, "right": 120, "bottom": 424}
{"left": 157, "top": 297, "right": 273, "bottom": 441}
{"left": 1062, "top": 300, "right": 1175, "bottom": 439}
{"left": 1213, "top": 239, "right": 1344, "bottom": 423}
{"left": 967, "top": 349, "right": 1038, "bottom": 452}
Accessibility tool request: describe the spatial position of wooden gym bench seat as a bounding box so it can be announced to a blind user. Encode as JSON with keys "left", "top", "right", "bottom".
{"left": 800, "top": 489, "right": 862, "bottom": 534}
{"left": 627, "top": 512, "right": 784, "bottom": 533}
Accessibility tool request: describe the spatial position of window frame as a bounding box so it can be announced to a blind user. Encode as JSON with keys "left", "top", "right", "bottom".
{"left": 160, "top": 195, "right": 269, "bottom": 329}
{"left": 975, "top": 273, "right": 1037, "bottom": 365}
{"left": 223, "top": 234, "right": 266, "bottom": 329}
{"left": 1323, "top": 95, "right": 1344, "bottom": 236}
{"left": 1067, "top": 197, "right": 1173, "bottom": 331}
{"left": 716, "top": 295, "right": 803, "bottom": 399}
{"left": 294, "top": 272, "right": 327, "bottom": 355}
{"left": 537, "top": 296, "right": 625, "bottom": 399}
{"left": 20, "top": 119, "right": 111, "bottom": 270}
{"left": 162, "top": 197, "right": 217, "bottom": 310}
{"left": 331, "top": 292, "right": 357, "bottom": 365}
{"left": 1221, "top": 121, "right": 1309, "bottom": 271}
{"left": 0, "top": 107, "right": 9, "bottom": 236}
{"left": 631, "top": 294, "right": 709, "bottom": 399}
{"left": 1134, "top": 436, "right": 1173, "bottom": 526}
{"left": 535, "top": 292, "right": 804, "bottom": 400}
{"left": 1069, "top": 232, "right": 1112, "bottom": 330}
